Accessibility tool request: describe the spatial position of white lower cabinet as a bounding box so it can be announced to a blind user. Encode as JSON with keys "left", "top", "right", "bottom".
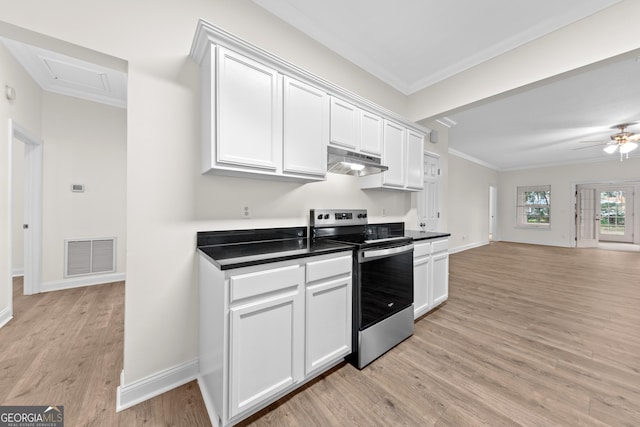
{"left": 199, "top": 251, "right": 352, "bottom": 426}
{"left": 413, "top": 242, "right": 432, "bottom": 319}
{"left": 228, "top": 265, "right": 304, "bottom": 418}
{"left": 413, "top": 238, "right": 449, "bottom": 319}
{"left": 432, "top": 249, "right": 449, "bottom": 307}
{"left": 305, "top": 255, "right": 352, "bottom": 375}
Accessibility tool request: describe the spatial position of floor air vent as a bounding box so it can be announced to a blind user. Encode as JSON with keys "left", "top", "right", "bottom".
{"left": 65, "top": 238, "right": 116, "bottom": 277}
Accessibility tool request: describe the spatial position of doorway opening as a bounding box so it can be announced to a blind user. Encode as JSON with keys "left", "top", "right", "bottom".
{"left": 489, "top": 185, "right": 497, "bottom": 241}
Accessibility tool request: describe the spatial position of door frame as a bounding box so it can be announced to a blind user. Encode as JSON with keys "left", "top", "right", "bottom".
{"left": 597, "top": 184, "right": 634, "bottom": 243}
{"left": 572, "top": 180, "right": 640, "bottom": 247}
{"left": 9, "top": 119, "right": 43, "bottom": 296}
{"left": 489, "top": 185, "right": 497, "bottom": 241}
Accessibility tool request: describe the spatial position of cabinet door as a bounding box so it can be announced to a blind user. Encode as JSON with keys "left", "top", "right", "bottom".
{"left": 217, "top": 47, "right": 280, "bottom": 171}
{"left": 382, "top": 120, "right": 406, "bottom": 187}
{"left": 305, "top": 276, "right": 352, "bottom": 375}
{"left": 330, "top": 97, "right": 359, "bottom": 150}
{"left": 360, "top": 110, "right": 383, "bottom": 156}
{"left": 283, "top": 77, "right": 328, "bottom": 177}
{"left": 406, "top": 130, "right": 424, "bottom": 190}
{"left": 413, "top": 249, "right": 431, "bottom": 319}
{"left": 432, "top": 251, "right": 449, "bottom": 307}
{"left": 228, "top": 268, "right": 304, "bottom": 418}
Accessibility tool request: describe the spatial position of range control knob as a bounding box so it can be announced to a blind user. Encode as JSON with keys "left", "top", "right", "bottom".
{"left": 324, "top": 214, "right": 330, "bottom": 219}
{"left": 317, "top": 214, "right": 323, "bottom": 220}
{"left": 357, "top": 213, "right": 365, "bottom": 219}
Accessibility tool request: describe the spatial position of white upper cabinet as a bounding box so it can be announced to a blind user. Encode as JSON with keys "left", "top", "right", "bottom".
{"left": 200, "top": 46, "right": 327, "bottom": 182}
{"left": 329, "top": 97, "right": 383, "bottom": 157}
{"left": 191, "top": 20, "right": 428, "bottom": 187}
{"left": 329, "top": 97, "right": 359, "bottom": 150}
{"left": 359, "top": 110, "right": 383, "bottom": 156}
{"left": 217, "top": 47, "right": 280, "bottom": 171}
{"left": 406, "top": 130, "right": 425, "bottom": 190}
{"left": 283, "top": 77, "right": 328, "bottom": 176}
{"left": 382, "top": 120, "right": 406, "bottom": 187}
{"left": 360, "top": 120, "right": 425, "bottom": 191}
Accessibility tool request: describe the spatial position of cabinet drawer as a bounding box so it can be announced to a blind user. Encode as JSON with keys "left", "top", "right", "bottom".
{"left": 431, "top": 239, "right": 449, "bottom": 254}
{"left": 413, "top": 242, "right": 431, "bottom": 258}
{"left": 230, "top": 264, "right": 303, "bottom": 303}
{"left": 306, "top": 255, "right": 352, "bottom": 283}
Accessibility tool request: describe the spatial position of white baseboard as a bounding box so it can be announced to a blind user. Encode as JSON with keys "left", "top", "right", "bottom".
{"left": 116, "top": 359, "right": 199, "bottom": 412}
{"left": 40, "top": 272, "right": 126, "bottom": 293}
{"left": 0, "top": 306, "right": 13, "bottom": 329}
{"left": 12, "top": 268, "right": 24, "bottom": 277}
{"left": 449, "top": 240, "right": 489, "bottom": 254}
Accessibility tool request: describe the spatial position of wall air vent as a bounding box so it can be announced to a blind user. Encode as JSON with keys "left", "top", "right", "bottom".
{"left": 65, "top": 238, "right": 116, "bottom": 277}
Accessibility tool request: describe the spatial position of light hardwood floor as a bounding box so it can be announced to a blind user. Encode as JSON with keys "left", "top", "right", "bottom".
{"left": 1, "top": 242, "right": 639, "bottom": 426}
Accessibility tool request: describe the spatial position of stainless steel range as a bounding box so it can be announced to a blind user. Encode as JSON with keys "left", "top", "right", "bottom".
{"left": 310, "top": 209, "right": 414, "bottom": 368}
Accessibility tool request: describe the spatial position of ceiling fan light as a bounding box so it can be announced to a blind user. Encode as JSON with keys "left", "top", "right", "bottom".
{"left": 620, "top": 141, "right": 638, "bottom": 154}
{"left": 603, "top": 144, "right": 618, "bottom": 154}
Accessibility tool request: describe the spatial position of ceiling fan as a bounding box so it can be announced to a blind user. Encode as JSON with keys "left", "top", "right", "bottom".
{"left": 576, "top": 123, "right": 640, "bottom": 161}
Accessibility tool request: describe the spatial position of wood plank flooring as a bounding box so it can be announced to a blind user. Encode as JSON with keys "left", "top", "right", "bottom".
{"left": 1, "top": 242, "right": 638, "bottom": 426}
{"left": 0, "top": 278, "right": 211, "bottom": 426}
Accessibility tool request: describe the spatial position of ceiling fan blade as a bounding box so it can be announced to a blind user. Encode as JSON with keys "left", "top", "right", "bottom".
{"left": 603, "top": 144, "right": 619, "bottom": 154}
{"left": 573, "top": 143, "right": 605, "bottom": 150}
{"left": 627, "top": 133, "right": 640, "bottom": 141}
{"left": 577, "top": 140, "right": 608, "bottom": 144}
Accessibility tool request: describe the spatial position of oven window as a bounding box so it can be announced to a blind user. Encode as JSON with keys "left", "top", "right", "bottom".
{"left": 359, "top": 250, "right": 413, "bottom": 329}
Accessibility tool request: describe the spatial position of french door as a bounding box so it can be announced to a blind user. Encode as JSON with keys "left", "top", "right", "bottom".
{"left": 598, "top": 187, "right": 634, "bottom": 243}
{"left": 576, "top": 187, "right": 599, "bottom": 248}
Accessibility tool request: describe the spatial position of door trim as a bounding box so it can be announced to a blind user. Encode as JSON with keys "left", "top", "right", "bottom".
{"left": 9, "top": 119, "right": 43, "bottom": 297}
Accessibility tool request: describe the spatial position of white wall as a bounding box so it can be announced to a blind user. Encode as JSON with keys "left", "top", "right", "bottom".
{"left": 41, "top": 92, "right": 126, "bottom": 284}
{"left": 498, "top": 157, "right": 640, "bottom": 247}
{"left": 448, "top": 154, "right": 498, "bottom": 252}
{"left": 0, "top": 39, "right": 42, "bottom": 321}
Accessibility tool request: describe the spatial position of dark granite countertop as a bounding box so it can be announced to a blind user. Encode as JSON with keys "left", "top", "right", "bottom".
{"left": 403, "top": 230, "right": 451, "bottom": 241}
{"left": 197, "top": 228, "right": 353, "bottom": 270}
{"left": 197, "top": 226, "right": 450, "bottom": 271}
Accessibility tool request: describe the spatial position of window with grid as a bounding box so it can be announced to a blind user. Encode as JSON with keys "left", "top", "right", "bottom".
{"left": 516, "top": 185, "right": 551, "bottom": 227}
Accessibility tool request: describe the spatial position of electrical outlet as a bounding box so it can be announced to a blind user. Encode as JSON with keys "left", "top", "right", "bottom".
{"left": 242, "top": 206, "right": 251, "bottom": 219}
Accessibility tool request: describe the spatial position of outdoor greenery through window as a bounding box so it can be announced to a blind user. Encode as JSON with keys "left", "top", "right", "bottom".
{"left": 516, "top": 185, "right": 551, "bottom": 227}
{"left": 600, "top": 190, "right": 626, "bottom": 235}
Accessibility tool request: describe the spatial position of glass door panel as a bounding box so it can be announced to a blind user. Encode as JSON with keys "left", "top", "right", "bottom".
{"left": 599, "top": 189, "right": 633, "bottom": 242}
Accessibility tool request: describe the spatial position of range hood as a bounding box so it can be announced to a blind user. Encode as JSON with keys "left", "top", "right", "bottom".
{"left": 327, "top": 146, "right": 389, "bottom": 177}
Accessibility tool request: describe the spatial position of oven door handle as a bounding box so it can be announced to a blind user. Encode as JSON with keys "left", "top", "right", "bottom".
{"left": 360, "top": 243, "right": 414, "bottom": 260}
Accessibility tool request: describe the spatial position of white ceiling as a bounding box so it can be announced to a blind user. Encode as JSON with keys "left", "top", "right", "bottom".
{"left": 253, "top": 0, "right": 621, "bottom": 95}
{"left": 447, "top": 56, "right": 640, "bottom": 170}
{"left": 1, "top": 37, "right": 127, "bottom": 108}
{"left": 254, "top": 0, "right": 640, "bottom": 169}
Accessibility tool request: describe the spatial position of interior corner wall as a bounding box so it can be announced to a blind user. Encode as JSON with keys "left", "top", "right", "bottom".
{"left": 448, "top": 154, "right": 498, "bottom": 252}
{"left": 40, "top": 92, "right": 126, "bottom": 285}
{"left": 0, "top": 38, "right": 42, "bottom": 319}
{"left": 498, "top": 157, "right": 640, "bottom": 247}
